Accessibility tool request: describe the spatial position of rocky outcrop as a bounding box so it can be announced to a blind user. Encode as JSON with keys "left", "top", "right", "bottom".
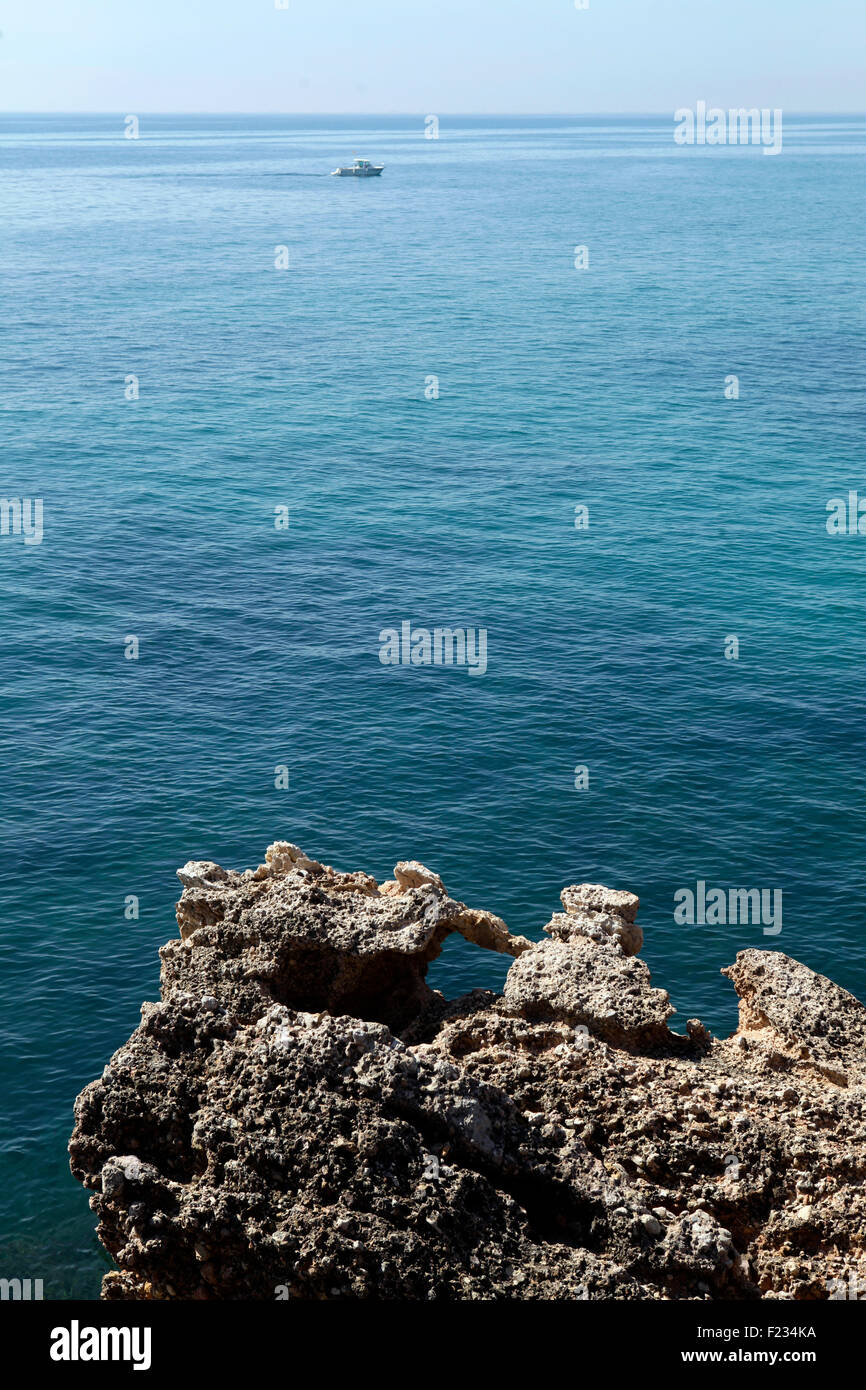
{"left": 70, "top": 843, "right": 866, "bottom": 1301}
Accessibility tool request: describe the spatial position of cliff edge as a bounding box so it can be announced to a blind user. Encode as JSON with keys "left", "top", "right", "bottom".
{"left": 70, "top": 842, "right": 866, "bottom": 1300}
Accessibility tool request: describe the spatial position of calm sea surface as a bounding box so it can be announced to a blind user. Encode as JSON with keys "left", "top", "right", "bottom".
{"left": 1, "top": 114, "right": 865, "bottom": 1295}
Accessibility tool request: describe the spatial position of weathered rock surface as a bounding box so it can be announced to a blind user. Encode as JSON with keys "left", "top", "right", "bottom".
{"left": 70, "top": 843, "right": 866, "bottom": 1301}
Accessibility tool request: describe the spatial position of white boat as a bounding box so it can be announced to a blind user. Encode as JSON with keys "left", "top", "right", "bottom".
{"left": 331, "top": 157, "right": 384, "bottom": 178}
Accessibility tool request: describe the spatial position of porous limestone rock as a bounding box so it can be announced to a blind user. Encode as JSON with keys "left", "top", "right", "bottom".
{"left": 70, "top": 843, "right": 866, "bottom": 1302}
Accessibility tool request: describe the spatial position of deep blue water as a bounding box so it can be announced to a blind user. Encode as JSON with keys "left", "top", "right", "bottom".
{"left": 1, "top": 113, "right": 865, "bottom": 1297}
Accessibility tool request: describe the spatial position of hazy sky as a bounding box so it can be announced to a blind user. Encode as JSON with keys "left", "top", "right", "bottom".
{"left": 0, "top": 0, "right": 863, "bottom": 114}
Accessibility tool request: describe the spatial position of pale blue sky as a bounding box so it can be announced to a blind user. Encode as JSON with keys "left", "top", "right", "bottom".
{"left": 0, "top": 0, "right": 863, "bottom": 113}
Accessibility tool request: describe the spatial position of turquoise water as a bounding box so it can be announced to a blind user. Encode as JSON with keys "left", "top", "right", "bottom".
{"left": 1, "top": 114, "right": 865, "bottom": 1297}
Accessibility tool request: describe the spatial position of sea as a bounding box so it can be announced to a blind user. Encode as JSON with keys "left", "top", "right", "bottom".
{"left": 1, "top": 113, "right": 865, "bottom": 1296}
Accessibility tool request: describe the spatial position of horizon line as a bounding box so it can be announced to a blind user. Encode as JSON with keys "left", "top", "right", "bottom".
{"left": 2, "top": 108, "right": 866, "bottom": 118}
